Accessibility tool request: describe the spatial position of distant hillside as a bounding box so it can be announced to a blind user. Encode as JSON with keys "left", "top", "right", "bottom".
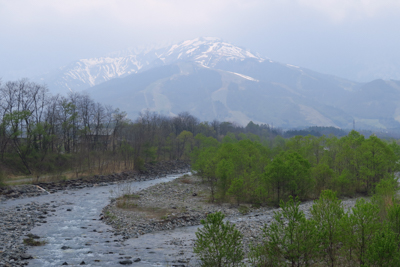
{"left": 87, "top": 60, "right": 358, "bottom": 129}
{"left": 36, "top": 37, "right": 400, "bottom": 130}
{"left": 284, "top": 127, "right": 349, "bottom": 138}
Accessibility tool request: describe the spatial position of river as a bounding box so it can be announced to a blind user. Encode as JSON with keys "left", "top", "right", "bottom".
{"left": 1, "top": 173, "right": 200, "bottom": 266}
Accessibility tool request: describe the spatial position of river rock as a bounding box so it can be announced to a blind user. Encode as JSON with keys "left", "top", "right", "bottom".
{"left": 119, "top": 259, "right": 133, "bottom": 265}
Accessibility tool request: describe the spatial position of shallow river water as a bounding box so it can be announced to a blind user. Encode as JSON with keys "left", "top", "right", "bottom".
{"left": 1, "top": 173, "right": 202, "bottom": 266}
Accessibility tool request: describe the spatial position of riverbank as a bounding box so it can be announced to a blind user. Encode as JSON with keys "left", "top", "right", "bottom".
{"left": 103, "top": 174, "right": 361, "bottom": 260}
{"left": 0, "top": 167, "right": 362, "bottom": 266}
{"left": 0, "top": 161, "right": 190, "bottom": 266}
{"left": 103, "top": 175, "right": 243, "bottom": 239}
{"left": 0, "top": 201, "right": 58, "bottom": 267}
{"left": 0, "top": 160, "right": 190, "bottom": 202}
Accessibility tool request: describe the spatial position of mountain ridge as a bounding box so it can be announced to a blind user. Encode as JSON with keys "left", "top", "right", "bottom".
{"left": 34, "top": 37, "right": 400, "bottom": 130}
{"left": 37, "top": 37, "right": 264, "bottom": 94}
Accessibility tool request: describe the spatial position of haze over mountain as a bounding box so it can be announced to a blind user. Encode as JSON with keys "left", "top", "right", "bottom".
{"left": 37, "top": 37, "right": 400, "bottom": 130}
{"left": 36, "top": 38, "right": 264, "bottom": 93}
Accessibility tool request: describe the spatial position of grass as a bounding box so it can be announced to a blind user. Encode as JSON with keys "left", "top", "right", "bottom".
{"left": 104, "top": 210, "right": 117, "bottom": 221}
{"left": 23, "top": 234, "right": 46, "bottom": 246}
{"left": 116, "top": 198, "right": 138, "bottom": 209}
{"left": 138, "top": 206, "right": 171, "bottom": 220}
{"left": 122, "top": 193, "right": 140, "bottom": 199}
{"left": 160, "top": 214, "right": 169, "bottom": 220}
{"left": 117, "top": 203, "right": 176, "bottom": 221}
{"left": 238, "top": 205, "right": 250, "bottom": 215}
{"left": 178, "top": 175, "right": 193, "bottom": 184}
{"left": 3, "top": 159, "right": 136, "bottom": 185}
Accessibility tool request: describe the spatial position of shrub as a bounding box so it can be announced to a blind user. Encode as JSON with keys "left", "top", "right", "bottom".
{"left": 134, "top": 157, "right": 146, "bottom": 171}
{"left": 193, "top": 212, "right": 243, "bottom": 267}
{"left": 0, "top": 170, "right": 5, "bottom": 187}
{"left": 365, "top": 223, "right": 400, "bottom": 267}
{"left": 250, "top": 197, "right": 318, "bottom": 266}
{"left": 310, "top": 190, "right": 344, "bottom": 266}
{"left": 23, "top": 234, "right": 46, "bottom": 246}
{"left": 343, "top": 199, "right": 380, "bottom": 265}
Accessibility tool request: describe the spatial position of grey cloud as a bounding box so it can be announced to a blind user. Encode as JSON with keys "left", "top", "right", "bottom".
{"left": 1, "top": 0, "right": 400, "bottom": 82}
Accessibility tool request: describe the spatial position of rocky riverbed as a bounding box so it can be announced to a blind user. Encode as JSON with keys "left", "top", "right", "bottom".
{"left": 0, "top": 201, "right": 59, "bottom": 267}
{"left": 0, "top": 161, "right": 190, "bottom": 266}
{"left": 0, "top": 165, "right": 362, "bottom": 266}
{"left": 103, "top": 175, "right": 362, "bottom": 261}
{"left": 102, "top": 175, "right": 242, "bottom": 240}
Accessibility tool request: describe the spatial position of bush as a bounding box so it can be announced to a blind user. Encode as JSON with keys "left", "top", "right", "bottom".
{"left": 343, "top": 198, "right": 381, "bottom": 265}
{"left": 0, "top": 170, "right": 5, "bottom": 187}
{"left": 365, "top": 223, "right": 400, "bottom": 266}
{"left": 134, "top": 157, "right": 146, "bottom": 172}
{"left": 250, "top": 197, "right": 318, "bottom": 266}
{"left": 193, "top": 212, "right": 244, "bottom": 267}
{"left": 373, "top": 177, "right": 398, "bottom": 219}
{"left": 310, "top": 190, "right": 344, "bottom": 266}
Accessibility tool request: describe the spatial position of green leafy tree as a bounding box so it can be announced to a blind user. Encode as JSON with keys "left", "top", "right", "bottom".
{"left": 264, "top": 155, "right": 288, "bottom": 204}
{"left": 373, "top": 177, "right": 398, "bottom": 219}
{"left": 265, "top": 152, "right": 312, "bottom": 204}
{"left": 216, "top": 158, "right": 234, "bottom": 201}
{"left": 364, "top": 223, "right": 400, "bottom": 267}
{"left": 311, "top": 163, "right": 334, "bottom": 195}
{"left": 194, "top": 212, "right": 244, "bottom": 267}
{"left": 285, "top": 152, "right": 313, "bottom": 199}
{"left": 251, "top": 197, "right": 318, "bottom": 267}
{"left": 176, "top": 130, "right": 193, "bottom": 159}
{"left": 344, "top": 199, "right": 381, "bottom": 266}
{"left": 359, "top": 136, "right": 397, "bottom": 193}
{"left": 227, "top": 178, "right": 244, "bottom": 206}
{"left": 334, "top": 130, "right": 365, "bottom": 194}
{"left": 311, "top": 190, "right": 344, "bottom": 267}
{"left": 191, "top": 147, "right": 219, "bottom": 202}
{"left": 387, "top": 202, "right": 400, "bottom": 243}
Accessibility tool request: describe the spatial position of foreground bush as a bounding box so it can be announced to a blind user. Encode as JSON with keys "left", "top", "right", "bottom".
{"left": 249, "top": 182, "right": 400, "bottom": 266}
{"left": 250, "top": 197, "right": 318, "bottom": 266}
{"left": 0, "top": 170, "right": 5, "bottom": 187}
{"left": 193, "top": 212, "right": 243, "bottom": 267}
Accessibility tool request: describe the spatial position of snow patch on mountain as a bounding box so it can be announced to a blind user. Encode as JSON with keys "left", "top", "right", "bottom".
{"left": 164, "top": 37, "right": 265, "bottom": 67}
{"left": 39, "top": 37, "right": 266, "bottom": 93}
{"left": 59, "top": 55, "right": 144, "bottom": 87}
{"left": 227, "top": 71, "right": 259, "bottom": 82}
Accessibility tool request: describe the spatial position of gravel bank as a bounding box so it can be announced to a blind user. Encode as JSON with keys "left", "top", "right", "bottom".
{"left": 0, "top": 201, "right": 60, "bottom": 267}
{"left": 0, "top": 161, "right": 191, "bottom": 266}
{"left": 103, "top": 175, "right": 243, "bottom": 239}
{"left": 103, "top": 175, "right": 361, "bottom": 258}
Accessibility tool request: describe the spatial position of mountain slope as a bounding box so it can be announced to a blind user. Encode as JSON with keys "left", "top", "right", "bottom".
{"left": 36, "top": 50, "right": 162, "bottom": 94}
{"left": 38, "top": 37, "right": 264, "bottom": 94}
{"left": 87, "top": 61, "right": 356, "bottom": 128}
{"left": 338, "top": 79, "right": 400, "bottom": 129}
{"left": 38, "top": 37, "right": 400, "bottom": 129}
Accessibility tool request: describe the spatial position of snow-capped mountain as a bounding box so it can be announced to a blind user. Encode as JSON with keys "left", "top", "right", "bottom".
{"left": 62, "top": 56, "right": 142, "bottom": 86}
{"left": 161, "top": 37, "right": 264, "bottom": 67}
{"left": 37, "top": 49, "right": 162, "bottom": 93}
{"left": 33, "top": 37, "right": 400, "bottom": 130}
{"left": 37, "top": 37, "right": 265, "bottom": 93}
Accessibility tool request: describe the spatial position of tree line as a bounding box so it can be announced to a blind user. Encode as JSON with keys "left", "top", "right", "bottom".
{"left": 0, "top": 79, "right": 279, "bottom": 180}
{"left": 192, "top": 130, "right": 400, "bottom": 204}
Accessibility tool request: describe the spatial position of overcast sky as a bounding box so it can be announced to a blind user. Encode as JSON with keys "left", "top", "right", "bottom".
{"left": 1, "top": 0, "right": 400, "bottom": 82}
